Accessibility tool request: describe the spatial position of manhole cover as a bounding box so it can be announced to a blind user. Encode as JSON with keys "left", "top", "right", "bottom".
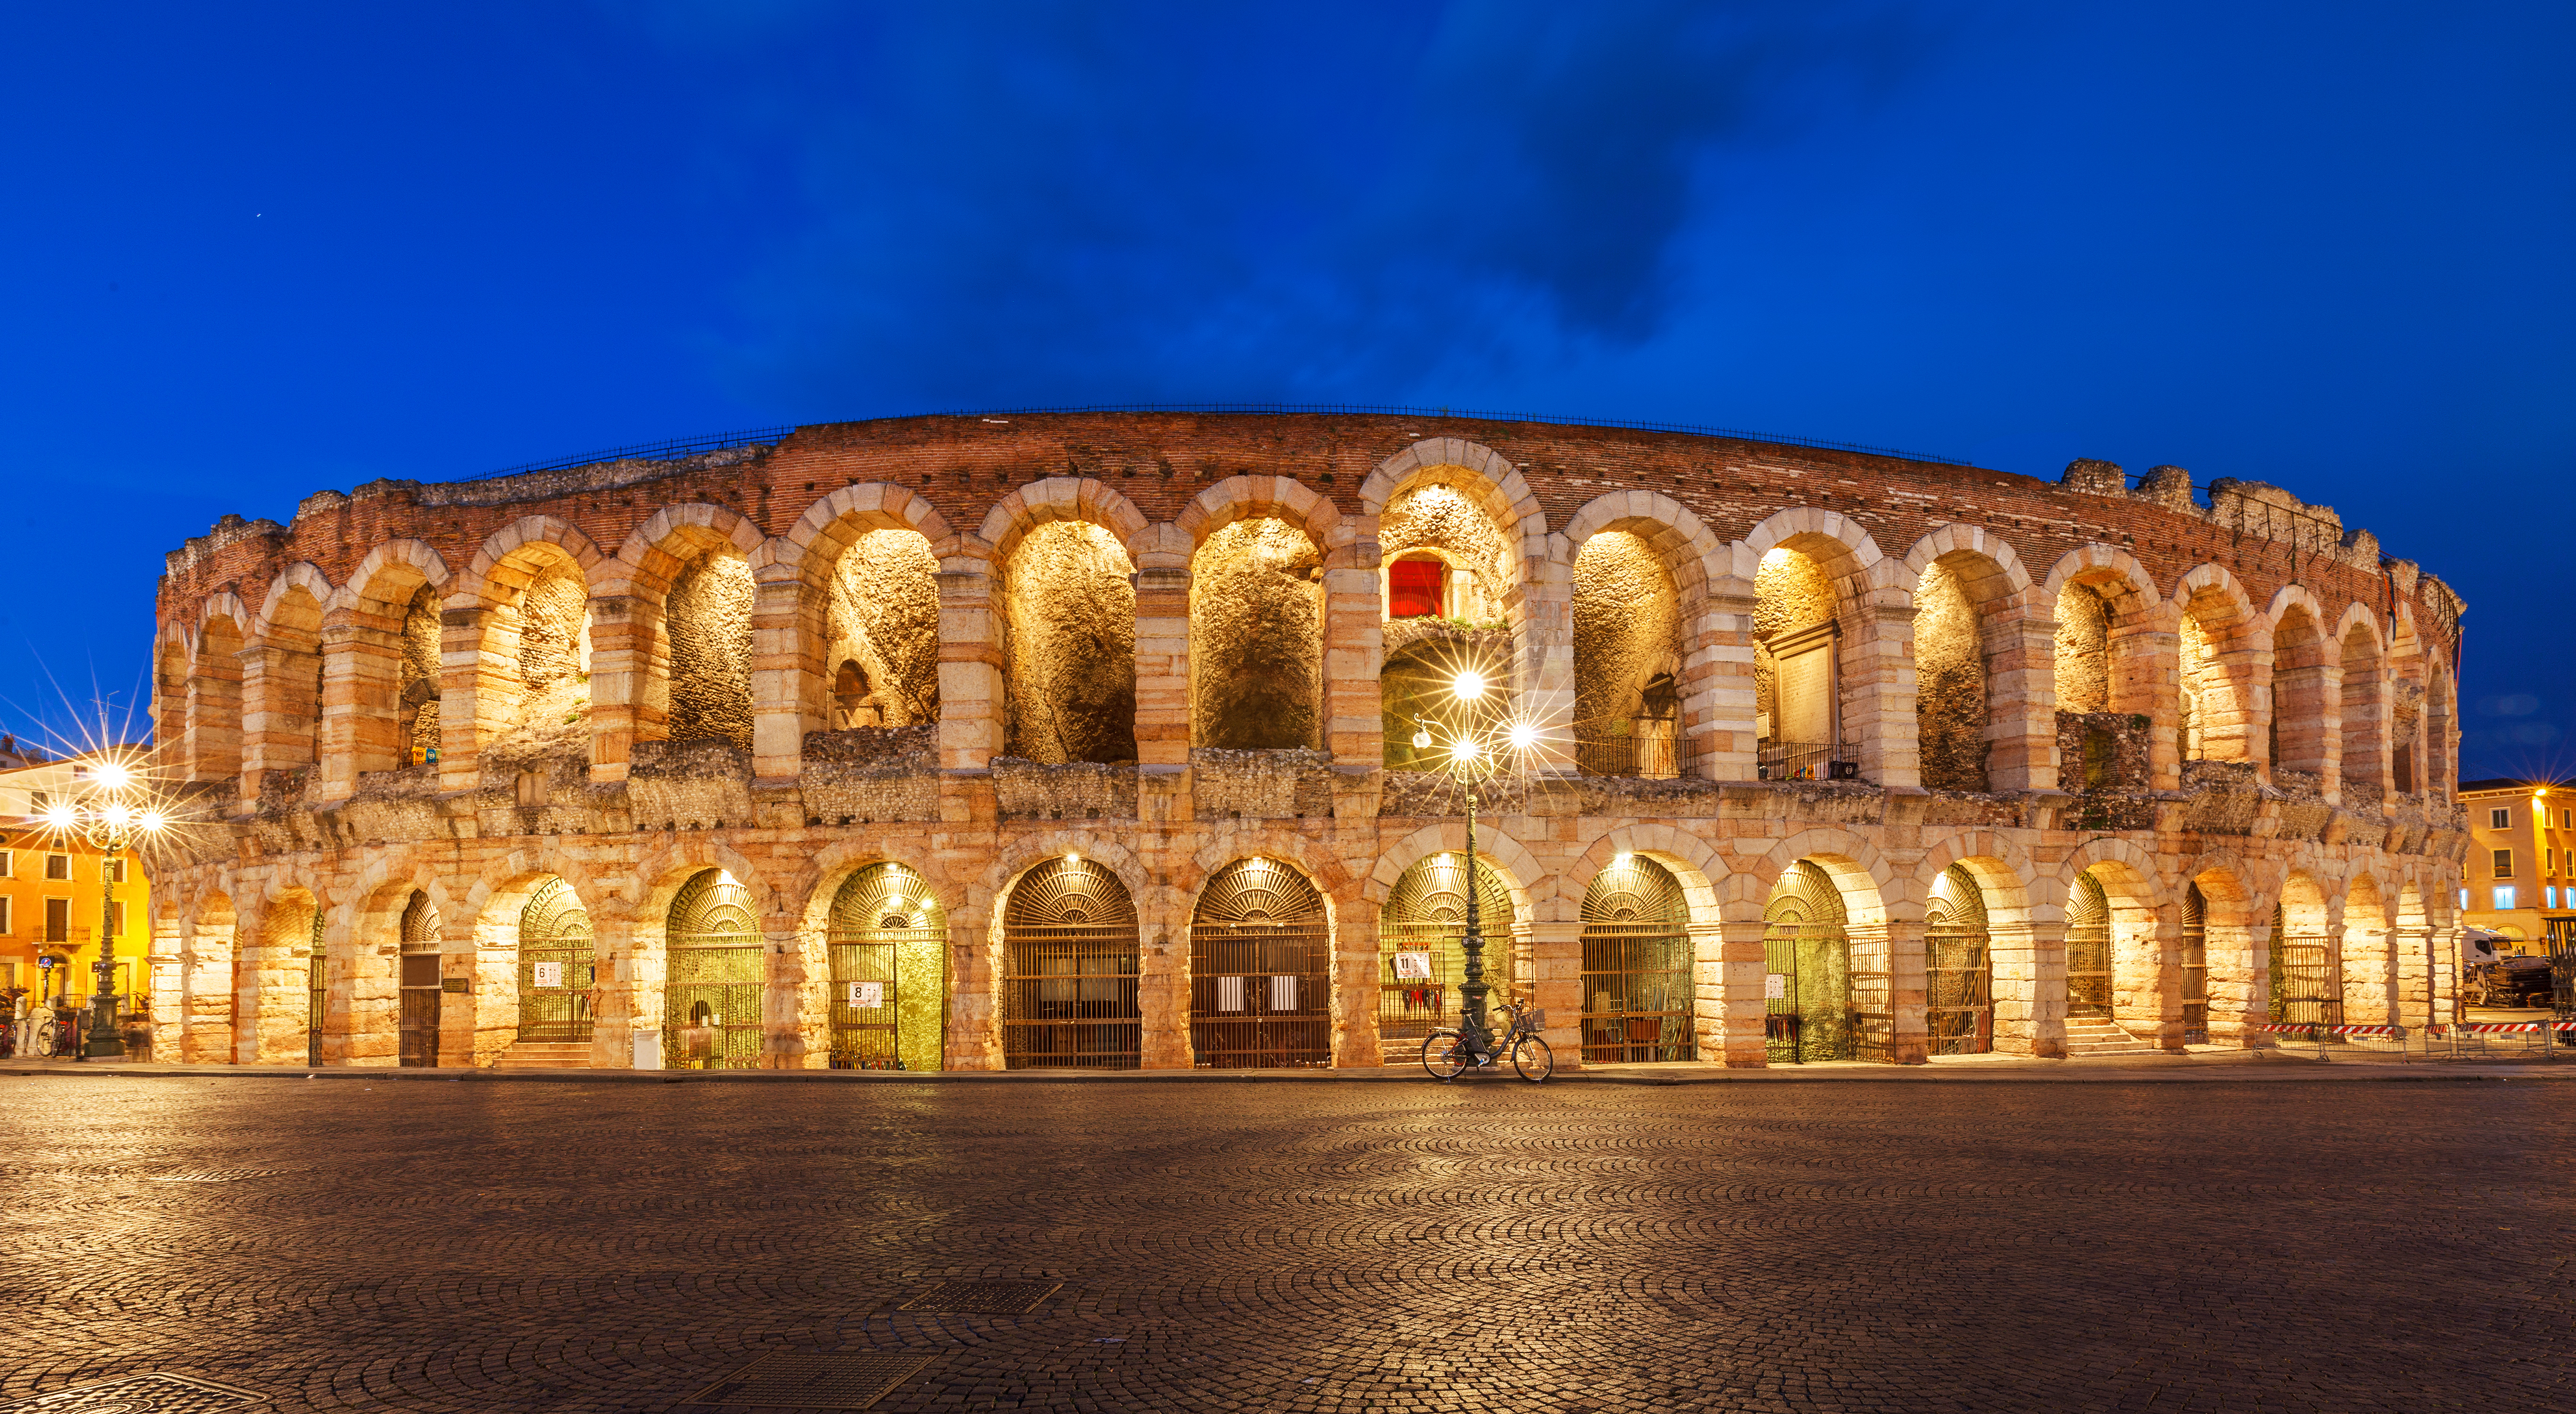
{"left": 0, "top": 1373, "right": 266, "bottom": 1413}
{"left": 896, "top": 1280, "right": 1062, "bottom": 1314}
{"left": 144, "top": 1171, "right": 284, "bottom": 1184}
{"left": 686, "top": 1352, "right": 931, "bottom": 1410}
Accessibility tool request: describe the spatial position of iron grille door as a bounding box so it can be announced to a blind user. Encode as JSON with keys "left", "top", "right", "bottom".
{"left": 398, "top": 890, "right": 442, "bottom": 1067}
{"left": 1378, "top": 852, "right": 1515, "bottom": 1061}
{"left": 305, "top": 906, "right": 327, "bottom": 1066}
{"left": 1764, "top": 860, "right": 1851, "bottom": 1063}
{"left": 516, "top": 878, "right": 595, "bottom": 1044}
{"left": 2181, "top": 885, "right": 2208, "bottom": 1044}
{"left": 1189, "top": 858, "right": 1330, "bottom": 1069}
{"left": 665, "top": 870, "right": 765, "bottom": 1070}
{"left": 827, "top": 862, "right": 947, "bottom": 1071}
{"left": 1924, "top": 864, "right": 1992, "bottom": 1055}
{"left": 2065, "top": 870, "right": 2113, "bottom": 1018}
{"left": 1002, "top": 858, "right": 1139, "bottom": 1069}
{"left": 1579, "top": 855, "right": 1695, "bottom": 1064}
{"left": 2269, "top": 903, "right": 2342, "bottom": 1033}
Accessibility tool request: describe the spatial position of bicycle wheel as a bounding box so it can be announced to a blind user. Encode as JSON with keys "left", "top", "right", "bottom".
{"left": 1512, "top": 1034, "right": 1555, "bottom": 1083}
{"left": 1422, "top": 1030, "right": 1471, "bottom": 1081}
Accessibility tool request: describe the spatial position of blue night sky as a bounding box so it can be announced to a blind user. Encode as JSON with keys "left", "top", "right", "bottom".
{"left": 1, "top": 2, "right": 2566, "bottom": 775}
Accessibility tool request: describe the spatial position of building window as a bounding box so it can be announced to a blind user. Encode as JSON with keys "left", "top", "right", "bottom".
{"left": 0, "top": 848, "right": 11, "bottom": 877}
{"left": 2494, "top": 849, "right": 2515, "bottom": 879}
{"left": 1387, "top": 556, "right": 1446, "bottom": 619}
{"left": 2461, "top": 888, "right": 2471, "bottom": 911}
{"left": 105, "top": 858, "right": 125, "bottom": 884}
{"left": 2494, "top": 886, "right": 2518, "bottom": 911}
{"left": 44, "top": 853, "right": 69, "bottom": 881}
{"left": 0, "top": 896, "right": 10, "bottom": 935}
{"left": 2491, "top": 807, "right": 2512, "bottom": 829}
{"left": 43, "top": 897, "right": 69, "bottom": 943}
{"left": 2549, "top": 887, "right": 2560, "bottom": 910}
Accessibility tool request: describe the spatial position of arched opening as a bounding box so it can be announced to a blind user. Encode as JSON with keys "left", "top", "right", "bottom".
{"left": 2181, "top": 883, "right": 2209, "bottom": 1044}
{"left": 1000, "top": 856, "right": 1140, "bottom": 1069}
{"left": 663, "top": 550, "right": 754, "bottom": 750}
{"left": 2066, "top": 870, "right": 2114, "bottom": 1018}
{"left": 1755, "top": 548, "right": 1840, "bottom": 781}
{"left": 2051, "top": 567, "right": 2162, "bottom": 791}
{"left": 2271, "top": 876, "right": 2340, "bottom": 1031}
{"left": 398, "top": 890, "right": 442, "bottom": 1068}
{"left": 663, "top": 869, "right": 762, "bottom": 1069}
{"left": 1380, "top": 483, "right": 1508, "bottom": 626}
{"left": 515, "top": 878, "right": 593, "bottom": 1046}
{"left": 824, "top": 529, "right": 940, "bottom": 732}
{"left": 393, "top": 584, "right": 442, "bottom": 767}
{"left": 2055, "top": 583, "right": 2111, "bottom": 714}
{"left": 191, "top": 616, "right": 246, "bottom": 782}
{"left": 254, "top": 585, "right": 327, "bottom": 791}
{"left": 1572, "top": 532, "right": 1685, "bottom": 779}
{"left": 2388, "top": 616, "right": 2425, "bottom": 794}
{"left": 2338, "top": 623, "right": 2386, "bottom": 804}
{"left": 2343, "top": 875, "right": 2393, "bottom": 1025}
{"left": 2269, "top": 605, "right": 2329, "bottom": 784}
{"left": 182, "top": 892, "right": 239, "bottom": 1064}
{"left": 304, "top": 901, "right": 327, "bottom": 1066}
{"left": 826, "top": 862, "right": 946, "bottom": 1070}
{"left": 1377, "top": 851, "right": 1517, "bottom": 1062}
{"left": 1913, "top": 555, "right": 2012, "bottom": 793}
{"left": 156, "top": 638, "right": 191, "bottom": 773}
{"left": 1191, "top": 519, "right": 1322, "bottom": 750}
{"left": 1188, "top": 857, "right": 1330, "bottom": 1069}
{"left": 2426, "top": 667, "right": 2457, "bottom": 801}
{"left": 474, "top": 548, "right": 593, "bottom": 777}
{"left": 1763, "top": 860, "right": 1884, "bottom": 1062}
{"left": 2178, "top": 607, "right": 2227, "bottom": 762}
{"left": 1380, "top": 632, "right": 1507, "bottom": 770}
{"left": 1925, "top": 863, "right": 1994, "bottom": 1054}
{"left": 256, "top": 890, "right": 320, "bottom": 1064}
{"left": 1002, "top": 522, "right": 1136, "bottom": 764}
{"left": 1578, "top": 854, "right": 1694, "bottom": 1064}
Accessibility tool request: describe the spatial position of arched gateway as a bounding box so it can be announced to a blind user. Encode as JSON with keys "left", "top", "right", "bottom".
{"left": 827, "top": 862, "right": 946, "bottom": 1070}
{"left": 665, "top": 870, "right": 763, "bottom": 1070}
{"left": 1187, "top": 858, "right": 1330, "bottom": 1069}
{"left": 1001, "top": 857, "right": 1141, "bottom": 1069}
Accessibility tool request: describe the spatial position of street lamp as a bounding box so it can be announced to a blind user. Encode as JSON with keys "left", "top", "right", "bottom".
{"left": 37, "top": 755, "right": 170, "bottom": 1059}
{"left": 1410, "top": 670, "right": 1541, "bottom": 1061}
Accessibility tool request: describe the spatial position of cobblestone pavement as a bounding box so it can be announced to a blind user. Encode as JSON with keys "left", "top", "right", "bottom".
{"left": 0, "top": 1073, "right": 2566, "bottom": 1413}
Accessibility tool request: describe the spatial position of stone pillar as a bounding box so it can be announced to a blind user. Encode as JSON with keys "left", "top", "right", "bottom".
{"left": 1320, "top": 532, "right": 1384, "bottom": 768}
{"left": 935, "top": 565, "right": 1003, "bottom": 773}
{"left": 2282, "top": 658, "right": 2343, "bottom": 797}
{"left": 749, "top": 567, "right": 808, "bottom": 783}
{"left": 1699, "top": 578, "right": 1758, "bottom": 781}
{"left": 1132, "top": 564, "right": 1192, "bottom": 768}
{"left": 1138, "top": 892, "right": 1191, "bottom": 1069}
{"left": 760, "top": 926, "right": 809, "bottom": 1069}
{"left": 440, "top": 603, "right": 501, "bottom": 791}
{"left": 180, "top": 917, "right": 234, "bottom": 1063}
{"left": 469, "top": 922, "right": 516, "bottom": 1068}
{"left": 1986, "top": 599, "right": 2058, "bottom": 792}
{"left": 1518, "top": 545, "right": 1575, "bottom": 770}
{"left": 2115, "top": 617, "right": 2181, "bottom": 791}
{"left": 1333, "top": 897, "right": 1383, "bottom": 1068}
{"left": 2002, "top": 912, "right": 2059, "bottom": 1058}
{"left": 943, "top": 912, "right": 1002, "bottom": 1071}
{"left": 1850, "top": 591, "right": 1919, "bottom": 789}
{"left": 2212, "top": 633, "right": 2274, "bottom": 771}
{"left": 585, "top": 594, "right": 664, "bottom": 783}
{"left": 316, "top": 613, "right": 406, "bottom": 803}
{"left": 237, "top": 644, "right": 320, "bottom": 796}
{"left": 1872, "top": 916, "right": 1929, "bottom": 1064}
{"left": 2219, "top": 906, "right": 2270, "bottom": 1049}
{"left": 1527, "top": 918, "right": 1584, "bottom": 1072}
{"left": 587, "top": 904, "right": 646, "bottom": 1069}
{"left": 344, "top": 914, "right": 399, "bottom": 1068}
{"left": 185, "top": 652, "right": 245, "bottom": 784}
{"left": 147, "top": 911, "right": 184, "bottom": 1062}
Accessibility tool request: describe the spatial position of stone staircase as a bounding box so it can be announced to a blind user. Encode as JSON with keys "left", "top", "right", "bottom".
{"left": 490, "top": 1041, "right": 591, "bottom": 1071}
{"left": 2064, "top": 1016, "right": 2160, "bottom": 1056}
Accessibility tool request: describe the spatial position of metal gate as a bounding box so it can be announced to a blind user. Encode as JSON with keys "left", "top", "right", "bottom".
{"left": 397, "top": 890, "right": 441, "bottom": 1068}
{"left": 2269, "top": 902, "right": 2341, "bottom": 1034}
{"left": 2066, "top": 870, "right": 2113, "bottom": 1018}
{"left": 305, "top": 905, "right": 327, "bottom": 1066}
{"left": 1001, "top": 857, "right": 1139, "bottom": 1069}
{"left": 665, "top": 870, "right": 764, "bottom": 1070}
{"left": 1188, "top": 858, "right": 1330, "bottom": 1069}
{"left": 827, "top": 862, "right": 946, "bottom": 1071}
{"left": 2181, "top": 885, "right": 2208, "bottom": 1044}
{"left": 1579, "top": 855, "right": 1695, "bottom": 1064}
{"left": 516, "top": 878, "right": 594, "bottom": 1043}
{"left": 1925, "top": 864, "right": 1992, "bottom": 1056}
{"left": 1377, "top": 852, "right": 1516, "bottom": 1062}
{"left": 1764, "top": 860, "right": 1876, "bottom": 1061}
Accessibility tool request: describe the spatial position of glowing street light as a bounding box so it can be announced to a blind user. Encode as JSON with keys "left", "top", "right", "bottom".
{"left": 1406, "top": 665, "right": 1526, "bottom": 1067}
{"left": 39, "top": 750, "right": 173, "bottom": 1059}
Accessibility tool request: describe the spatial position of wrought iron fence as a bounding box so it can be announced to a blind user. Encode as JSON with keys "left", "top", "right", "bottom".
{"left": 1573, "top": 722, "right": 1697, "bottom": 781}
{"left": 1758, "top": 740, "right": 1852, "bottom": 782}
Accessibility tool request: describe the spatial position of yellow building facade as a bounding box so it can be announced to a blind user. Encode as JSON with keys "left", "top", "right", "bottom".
{"left": 0, "top": 756, "right": 156, "bottom": 1016}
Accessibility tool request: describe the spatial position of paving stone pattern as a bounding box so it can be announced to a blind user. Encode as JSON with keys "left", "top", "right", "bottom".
{"left": 0, "top": 1075, "right": 2565, "bottom": 1413}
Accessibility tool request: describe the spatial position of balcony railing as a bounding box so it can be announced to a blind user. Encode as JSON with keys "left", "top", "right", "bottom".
{"left": 1573, "top": 720, "right": 1697, "bottom": 781}
{"left": 1758, "top": 740, "right": 1856, "bottom": 782}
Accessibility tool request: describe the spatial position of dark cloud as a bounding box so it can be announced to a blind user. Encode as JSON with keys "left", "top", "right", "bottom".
{"left": 684, "top": 1, "right": 1942, "bottom": 407}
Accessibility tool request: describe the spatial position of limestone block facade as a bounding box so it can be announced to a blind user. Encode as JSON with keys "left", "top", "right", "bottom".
{"left": 140, "top": 413, "right": 2469, "bottom": 1071}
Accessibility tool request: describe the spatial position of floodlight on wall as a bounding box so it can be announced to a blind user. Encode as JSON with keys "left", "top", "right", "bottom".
{"left": 1451, "top": 670, "right": 1488, "bottom": 700}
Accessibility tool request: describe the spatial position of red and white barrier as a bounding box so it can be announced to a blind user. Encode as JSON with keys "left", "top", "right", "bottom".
{"left": 2256, "top": 1022, "right": 2411, "bottom": 1036}
{"left": 2430, "top": 1021, "right": 2574, "bottom": 1036}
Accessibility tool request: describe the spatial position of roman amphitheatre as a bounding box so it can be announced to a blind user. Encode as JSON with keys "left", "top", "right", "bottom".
{"left": 140, "top": 410, "right": 2468, "bottom": 1071}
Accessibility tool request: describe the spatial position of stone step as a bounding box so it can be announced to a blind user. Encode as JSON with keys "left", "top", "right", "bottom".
{"left": 491, "top": 1041, "right": 593, "bottom": 1071}
{"left": 2064, "top": 1017, "right": 2160, "bottom": 1055}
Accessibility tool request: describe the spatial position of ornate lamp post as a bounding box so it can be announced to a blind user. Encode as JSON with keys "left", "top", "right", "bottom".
{"left": 1410, "top": 669, "right": 1538, "bottom": 1061}
{"left": 37, "top": 756, "right": 169, "bottom": 1060}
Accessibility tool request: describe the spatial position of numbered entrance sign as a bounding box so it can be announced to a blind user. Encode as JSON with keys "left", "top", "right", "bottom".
{"left": 532, "top": 961, "right": 563, "bottom": 989}
{"left": 1765, "top": 973, "right": 1787, "bottom": 999}
{"left": 1392, "top": 951, "right": 1434, "bottom": 981}
{"left": 847, "top": 981, "right": 885, "bottom": 1009}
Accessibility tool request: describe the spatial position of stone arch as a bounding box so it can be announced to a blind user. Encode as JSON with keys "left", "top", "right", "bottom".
{"left": 973, "top": 477, "right": 1153, "bottom": 569}
{"left": 178, "top": 889, "right": 240, "bottom": 1063}
{"left": 2387, "top": 602, "right": 2427, "bottom": 795}
{"left": 619, "top": 840, "right": 781, "bottom": 1063}
{"left": 991, "top": 491, "right": 1141, "bottom": 765}
{"left": 450, "top": 518, "right": 608, "bottom": 774}
{"left": 1744, "top": 828, "right": 1901, "bottom": 1062}
{"left": 1176, "top": 475, "right": 1342, "bottom": 555}
{"left": 339, "top": 858, "right": 462, "bottom": 1067}
{"left": 2424, "top": 654, "right": 2458, "bottom": 802}
{"left": 2174, "top": 564, "right": 2263, "bottom": 767}
{"left": 1912, "top": 832, "right": 2038, "bottom": 1055}
{"left": 2335, "top": 606, "right": 2388, "bottom": 803}
{"left": 976, "top": 830, "right": 1154, "bottom": 1070}
{"left": 455, "top": 516, "right": 609, "bottom": 606}
{"left": 1560, "top": 824, "right": 1728, "bottom": 1066}
{"left": 242, "top": 884, "right": 325, "bottom": 1064}
{"left": 1740, "top": 508, "right": 1910, "bottom": 787}
{"left": 189, "top": 598, "right": 250, "bottom": 783}
{"left": 2263, "top": 585, "right": 2335, "bottom": 785}
{"left": 599, "top": 505, "right": 764, "bottom": 757}
{"left": 321, "top": 539, "right": 451, "bottom": 792}
{"left": 2059, "top": 838, "right": 2170, "bottom": 1046}
{"left": 1901, "top": 526, "right": 2047, "bottom": 793}
{"left": 1365, "top": 822, "right": 1547, "bottom": 917}
{"left": 1559, "top": 494, "right": 1721, "bottom": 781}
{"left": 243, "top": 566, "right": 332, "bottom": 788}
{"left": 1368, "top": 444, "right": 1547, "bottom": 736}
{"left": 2042, "top": 545, "right": 2169, "bottom": 789}
{"left": 2180, "top": 853, "right": 2264, "bottom": 1047}
{"left": 2342, "top": 871, "right": 2395, "bottom": 1025}
{"left": 1189, "top": 507, "right": 1325, "bottom": 751}
{"left": 772, "top": 487, "right": 954, "bottom": 745}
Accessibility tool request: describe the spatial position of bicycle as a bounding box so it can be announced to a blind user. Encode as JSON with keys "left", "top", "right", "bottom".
{"left": 1421, "top": 995, "right": 1554, "bottom": 1083}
